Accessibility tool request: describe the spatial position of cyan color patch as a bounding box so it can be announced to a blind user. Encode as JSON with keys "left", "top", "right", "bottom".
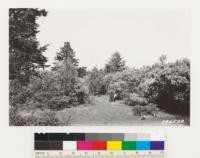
{"left": 136, "top": 141, "right": 150, "bottom": 150}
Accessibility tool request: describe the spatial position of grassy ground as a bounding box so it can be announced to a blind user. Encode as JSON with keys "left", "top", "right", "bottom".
{"left": 17, "top": 95, "right": 189, "bottom": 126}
{"left": 55, "top": 95, "right": 189, "bottom": 126}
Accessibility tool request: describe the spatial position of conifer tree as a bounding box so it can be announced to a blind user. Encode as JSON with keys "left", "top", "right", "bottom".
{"left": 9, "top": 8, "right": 48, "bottom": 84}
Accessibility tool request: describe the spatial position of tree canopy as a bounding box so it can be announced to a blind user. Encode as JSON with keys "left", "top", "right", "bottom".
{"left": 55, "top": 42, "right": 79, "bottom": 66}
{"left": 104, "top": 52, "right": 126, "bottom": 73}
{"left": 9, "top": 8, "right": 48, "bottom": 84}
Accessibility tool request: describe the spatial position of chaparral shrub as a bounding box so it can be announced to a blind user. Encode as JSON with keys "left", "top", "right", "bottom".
{"left": 132, "top": 103, "right": 159, "bottom": 116}
{"left": 124, "top": 93, "right": 147, "bottom": 106}
{"left": 24, "top": 111, "right": 60, "bottom": 126}
{"left": 9, "top": 108, "right": 60, "bottom": 126}
{"left": 144, "top": 59, "right": 190, "bottom": 115}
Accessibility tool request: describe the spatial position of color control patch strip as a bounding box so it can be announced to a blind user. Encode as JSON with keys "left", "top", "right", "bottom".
{"left": 34, "top": 133, "right": 165, "bottom": 151}
{"left": 34, "top": 133, "right": 166, "bottom": 157}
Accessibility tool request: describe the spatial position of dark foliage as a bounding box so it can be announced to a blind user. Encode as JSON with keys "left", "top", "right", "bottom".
{"left": 9, "top": 8, "right": 48, "bottom": 84}
{"left": 103, "top": 56, "right": 190, "bottom": 116}
{"left": 54, "top": 42, "right": 79, "bottom": 66}
{"left": 145, "top": 59, "right": 190, "bottom": 115}
{"left": 88, "top": 67, "right": 106, "bottom": 95}
{"left": 104, "top": 52, "right": 126, "bottom": 73}
{"left": 77, "top": 66, "right": 87, "bottom": 78}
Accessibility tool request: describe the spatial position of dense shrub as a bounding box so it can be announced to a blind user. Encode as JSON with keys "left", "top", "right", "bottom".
{"left": 9, "top": 108, "right": 60, "bottom": 126}
{"left": 144, "top": 59, "right": 190, "bottom": 115}
{"left": 12, "top": 71, "right": 90, "bottom": 111}
{"left": 104, "top": 69, "right": 142, "bottom": 100}
{"left": 132, "top": 103, "right": 159, "bottom": 116}
{"left": 47, "top": 96, "right": 71, "bottom": 110}
{"left": 103, "top": 57, "right": 190, "bottom": 116}
{"left": 24, "top": 111, "right": 60, "bottom": 126}
{"left": 29, "top": 76, "right": 89, "bottom": 110}
{"left": 124, "top": 93, "right": 147, "bottom": 106}
{"left": 9, "top": 107, "right": 27, "bottom": 126}
{"left": 9, "top": 79, "right": 32, "bottom": 108}
{"left": 88, "top": 67, "right": 106, "bottom": 95}
{"left": 75, "top": 87, "right": 89, "bottom": 104}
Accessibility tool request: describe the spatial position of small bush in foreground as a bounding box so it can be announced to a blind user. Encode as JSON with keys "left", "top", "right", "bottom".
{"left": 47, "top": 96, "right": 71, "bottom": 110}
{"left": 24, "top": 111, "right": 60, "bottom": 126}
{"left": 9, "top": 107, "right": 26, "bottom": 126}
{"left": 132, "top": 103, "right": 159, "bottom": 116}
{"left": 9, "top": 108, "right": 60, "bottom": 126}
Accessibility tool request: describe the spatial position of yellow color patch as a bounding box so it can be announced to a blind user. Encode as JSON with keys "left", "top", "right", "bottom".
{"left": 107, "top": 141, "right": 122, "bottom": 150}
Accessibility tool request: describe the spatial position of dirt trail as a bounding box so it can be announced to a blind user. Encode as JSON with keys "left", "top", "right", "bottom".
{"left": 56, "top": 95, "right": 178, "bottom": 126}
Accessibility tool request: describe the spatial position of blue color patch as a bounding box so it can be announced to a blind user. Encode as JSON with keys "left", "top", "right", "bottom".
{"left": 136, "top": 141, "right": 150, "bottom": 150}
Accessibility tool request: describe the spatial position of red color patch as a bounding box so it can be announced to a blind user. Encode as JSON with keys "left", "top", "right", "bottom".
{"left": 92, "top": 141, "right": 107, "bottom": 150}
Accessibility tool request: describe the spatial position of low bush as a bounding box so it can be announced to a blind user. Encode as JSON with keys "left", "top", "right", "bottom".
{"left": 30, "top": 102, "right": 47, "bottom": 110}
{"left": 9, "top": 107, "right": 26, "bottom": 126}
{"left": 9, "top": 108, "right": 60, "bottom": 126}
{"left": 124, "top": 93, "right": 147, "bottom": 106}
{"left": 132, "top": 103, "right": 159, "bottom": 116}
{"left": 47, "top": 96, "right": 71, "bottom": 110}
{"left": 24, "top": 111, "right": 60, "bottom": 126}
{"left": 9, "top": 79, "right": 32, "bottom": 108}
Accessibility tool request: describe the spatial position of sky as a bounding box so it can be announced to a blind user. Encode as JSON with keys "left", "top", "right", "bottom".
{"left": 36, "top": 8, "right": 190, "bottom": 70}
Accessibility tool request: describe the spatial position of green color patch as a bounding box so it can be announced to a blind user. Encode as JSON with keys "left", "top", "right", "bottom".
{"left": 122, "top": 141, "right": 136, "bottom": 150}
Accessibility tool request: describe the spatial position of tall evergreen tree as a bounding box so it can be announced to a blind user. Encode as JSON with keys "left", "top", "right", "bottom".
{"left": 105, "top": 52, "right": 126, "bottom": 73}
{"left": 9, "top": 8, "right": 48, "bottom": 84}
{"left": 55, "top": 42, "right": 79, "bottom": 66}
{"left": 52, "top": 42, "right": 79, "bottom": 96}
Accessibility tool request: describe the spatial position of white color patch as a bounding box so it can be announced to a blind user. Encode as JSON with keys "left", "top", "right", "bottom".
{"left": 63, "top": 141, "right": 77, "bottom": 150}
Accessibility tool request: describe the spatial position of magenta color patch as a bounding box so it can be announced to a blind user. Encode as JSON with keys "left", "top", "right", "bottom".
{"left": 77, "top": 141, "right": 92, "bottom": 150}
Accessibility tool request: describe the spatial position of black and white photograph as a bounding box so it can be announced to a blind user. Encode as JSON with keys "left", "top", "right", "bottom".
{"left": 9, "top": 8, "right": 190, "bottom": 126}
